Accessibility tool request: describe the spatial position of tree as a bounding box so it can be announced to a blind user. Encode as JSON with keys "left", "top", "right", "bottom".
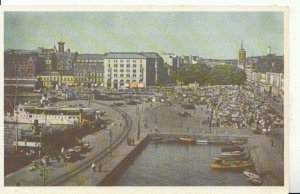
{"left": 209, "top": 64, "right": 246, "bottom": 85}
{"left": 170, "top": 64, "right": 210, "bottom": 85}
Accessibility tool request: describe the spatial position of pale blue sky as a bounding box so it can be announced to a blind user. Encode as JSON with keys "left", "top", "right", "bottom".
{"left": 4, "top": 12, "right": 283, "bottom": 59}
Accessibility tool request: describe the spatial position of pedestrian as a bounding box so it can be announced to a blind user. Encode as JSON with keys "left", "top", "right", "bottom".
{"left": 91, "top": 162, "right": 96, "bottom": 172}
{"left": 98, "top": 161, "right": 102, "bottom": 173}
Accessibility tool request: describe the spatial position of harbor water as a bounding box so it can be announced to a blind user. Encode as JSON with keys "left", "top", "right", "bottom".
{"left": 113, "top": 141, "right": 251, "bottom": 186}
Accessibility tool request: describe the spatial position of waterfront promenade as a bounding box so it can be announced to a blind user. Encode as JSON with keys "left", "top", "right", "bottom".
{"left": 5, "top": 100, "right": 147, "bottom": 186}
{"left": 4, "top": 100, "right": 284, "bottom": 186}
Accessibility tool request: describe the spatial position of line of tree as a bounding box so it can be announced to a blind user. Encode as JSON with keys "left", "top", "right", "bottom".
{"left": 171, "top": 63, "right": 247, "bottom": 85}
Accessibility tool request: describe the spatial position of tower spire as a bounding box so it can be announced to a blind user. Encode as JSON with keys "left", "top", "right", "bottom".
{"left": 241, "top": 40, "right": 243, "bottom": 49}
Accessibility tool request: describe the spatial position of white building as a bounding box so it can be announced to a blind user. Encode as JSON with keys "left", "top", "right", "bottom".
{"left": 103, "top": 52, "right": 165, "bottom": 89}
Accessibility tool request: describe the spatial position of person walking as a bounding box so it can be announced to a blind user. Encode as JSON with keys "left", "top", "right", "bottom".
{"left": 91, "top": 162, "right": 96, "bottom": 172}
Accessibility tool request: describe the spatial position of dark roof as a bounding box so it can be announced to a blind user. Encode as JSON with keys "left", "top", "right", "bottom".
{"left": 74, "top": 64, "right": 104, "bottom": 72}
{"left": 37, "top": 71, "right": 74, "bottom": 76}
{"left": 56, "top": 52, "right": 74, "bottom": 60}
{"left": 250, "top": 55, "right": 284, "bottom": 73}
{"left": 76, "top": 54, "right": 104, "bottom": 60}
{"left": 140, "top": 52, "right": 162, "bottom": 59}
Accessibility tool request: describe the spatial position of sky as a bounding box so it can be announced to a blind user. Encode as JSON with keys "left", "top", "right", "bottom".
{"left": 4, "top": 11, "right": 284, "bottom": 59}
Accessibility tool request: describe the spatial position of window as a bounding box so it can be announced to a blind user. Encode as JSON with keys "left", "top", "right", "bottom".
{"left": 126, "top": 69, "right": 130, "bottom": 72}
{"left": 140, "top": 74, "right": 143, "bottom": 77}
{"left": 133, "top": 64, "right": 136, "bottom": 68}
{"left": 120, "top": 74, "right": 124, "bottom": 77}
{"left": 114, "top": 64, "right": 118, "bottom": 68}
{"left": 114, "top": 59, "right": 118, "bottom": 63}
{"left": 108, "top": 64, "right": 111, "bottom": 68}
{"left": 126, "top": 59, "right": 130, "bottom": 63}
{"left": 133, "top": 74, "right": 136, "bottom": 77}
{"left": 126, "top": 64, "right": 130, "bottom": 68}
{"left": 120, "top": 69, "right": 124, "bottom": 72}
{"left": 126, "top": 74, "right": 130, "bottom": 77}
{"left": 133, "top": 69, "right": 136, "bottom": 73}
{"left": 114, "top": 69, "right": 118, "bottom": 72}
{"left": 140, "top": 64, "right": 143, "bottom": 68}
{"left": 120, "top": 60, "right": 124, "bottom": 63}
{"left": 120, "top": 64, "right": 124, "bottom": 68}
{"left": 114, "top": 74, "right": 118, "bottom": 77}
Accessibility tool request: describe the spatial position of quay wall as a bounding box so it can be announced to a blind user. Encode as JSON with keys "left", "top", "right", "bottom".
{"left": 150, "top": 132, "right": 249, "bottom": 143}
{"left": 248, "top": 135, "right": 284, "bottom": 185}
{"left": 98, "top": 134, "right": 150, "bottom": 186}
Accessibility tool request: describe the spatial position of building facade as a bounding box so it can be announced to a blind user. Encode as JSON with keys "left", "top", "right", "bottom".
{"left": 74, "top": 54, "right": 104, "bottom": 86}
{"left": 4, "top": 50, "right": 37, "bottom": 79}
{"left": 103, "top": 52, "right": 148, "bottom": 89}
{"left": 37, "top": 71, "right": 75, "bottom": 89}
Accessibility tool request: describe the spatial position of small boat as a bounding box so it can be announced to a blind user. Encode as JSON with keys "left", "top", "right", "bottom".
{"left": 243, "top": 169, "right": 260, "bottom": 179}
{"left": 196, "top": 139, "right": 208, "bottom": 144}
{"left": 211, "top": 158, "right": 253, "bottom": 170}
{"left": 221, "top": 151, "right": 246, "bottom": 156}
{"left": 249, "top": 177, "right": 262, "bottom": 186}
{"left": 230, "top": 139, "right": 247, "bottom": 145}
{"left": 221, "top": 145, "right": 244, "bottom": 152}
{"left": 177, "top": 137, "right": 195, "bottom": 144}
{"left": 214, "top": 156, "right": 250, "bottom": 161}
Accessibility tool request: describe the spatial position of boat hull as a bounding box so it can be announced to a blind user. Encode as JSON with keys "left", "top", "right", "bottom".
{"left": 5, "top": 115, "right": 80, "bottom": 125}
{"left": 177, "top": 137, "right": 195, "bottom": 144}
{"left": 211, "top": 162, "right": 253, "bottom": 170}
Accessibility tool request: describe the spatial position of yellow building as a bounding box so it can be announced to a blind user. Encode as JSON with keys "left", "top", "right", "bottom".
{"left": 37, "top": 71, "right": 74, "bottom": 88}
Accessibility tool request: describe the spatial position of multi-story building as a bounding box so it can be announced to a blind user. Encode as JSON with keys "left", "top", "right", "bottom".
{"left": 4, "top": 50, "right": 37, "bottom": 79}
{"left": 103, "top": 52, "right": 166, "bottom": 89}
{"left": 37, "top": 71, "right": 75, "bottom": 89}
{"left": 74, "top": 54, "right": 104, "bottom": 86}
{"left": 56, "top": 41, "right": 76, "bottom": 71}
{"left": 36, "top": 46, "right": 57, "bottom": 72}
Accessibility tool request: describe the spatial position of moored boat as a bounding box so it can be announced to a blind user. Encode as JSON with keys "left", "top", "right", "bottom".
{"left": 221, "top": 145, "right": 244, "bottom": 152}
{"left": 214, "top": 156, "right": 250, "bottom": 161}
{"left": 221, "top": 151, "right": 246, "bottom": 156}
{"left": 177, "top": 137, "right": 195, "bottom": 144}
{"left": 5, "top": 104, "right": 94, "bottom": 125}
{"left": 211, "top": 158, "right": 253, "bottom": 170}
{"left": 196, "top": 139, "right": 208, "bottom": 144}
{"left": 243, "top": 169, "right": 260, "bottom": 179}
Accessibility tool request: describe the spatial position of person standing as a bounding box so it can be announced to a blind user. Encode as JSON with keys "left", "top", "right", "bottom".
{"left": 91, "top": 162, "right": 96, "bottom": 172}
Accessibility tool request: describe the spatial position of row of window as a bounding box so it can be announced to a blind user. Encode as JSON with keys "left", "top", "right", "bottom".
{"left": 74, "top": 73, "right": 104, "bottom": 76}
{"left": 108, "top": 64, "right": 143, "bottom": 68}
{"left": 38, "top": 77, "right": 74, "bottom": 81}
{"left": 108, "top": 69, "right": 143, "bottom": 73}
{"left": 74, "top": 78, "right": 104, "bottom": 82}
{"left": 18, "top": 114, "right": 78, "bottom": 120}
{"left": 108, "top": 59, "right": 143, "bottom": 63}
{"left": 108, "top": 74, "right": 143, "bottom": 78}
{"left": 77, "top": 59, "right": 103, "bottom": 63}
